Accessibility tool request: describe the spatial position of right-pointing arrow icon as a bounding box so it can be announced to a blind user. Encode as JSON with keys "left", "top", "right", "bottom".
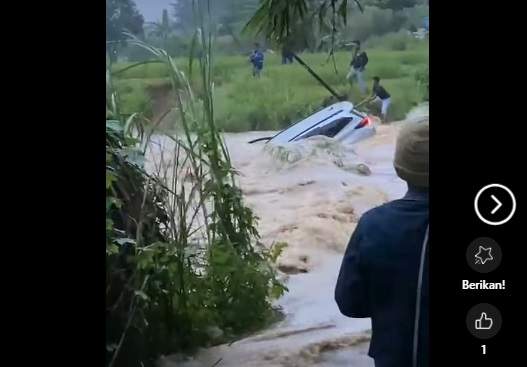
{"left": 491, "top": 195, "right": 502, "bottom": 214}
{"left": 475, "top": 184, "right": 517, "bottom": 226}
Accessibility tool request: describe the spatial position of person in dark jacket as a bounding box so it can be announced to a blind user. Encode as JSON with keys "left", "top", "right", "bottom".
{"left": 346, "top": 40, "right": 369, "bottom": 94}
{"left": 281, "top": 45, "right": 294, "bottom": 64}
{"left": 335, "top": 118, "right": 429, "bottom": 367}
{"left": 368, "top": 76, "right": 392, "bottom": 122}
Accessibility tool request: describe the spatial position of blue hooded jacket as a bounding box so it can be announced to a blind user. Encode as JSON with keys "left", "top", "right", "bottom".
{"left": 250, "top": 49, "right": 264, "bottom": 69}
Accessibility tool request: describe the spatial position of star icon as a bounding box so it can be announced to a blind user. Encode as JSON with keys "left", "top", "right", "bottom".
{"left": 475, "top": 246, "right": 493, "bottom": 265}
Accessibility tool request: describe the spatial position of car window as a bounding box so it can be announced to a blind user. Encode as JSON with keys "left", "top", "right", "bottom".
{"left": 269, "top": 102, "right": 354, "bottom": 144}
{"left": 300, "top": 117, "right": 353, "bottom": 139}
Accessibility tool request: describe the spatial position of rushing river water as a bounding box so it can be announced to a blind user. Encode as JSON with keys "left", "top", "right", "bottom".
{"left": 149, "top": 105, "right": 428, "bottom": 367}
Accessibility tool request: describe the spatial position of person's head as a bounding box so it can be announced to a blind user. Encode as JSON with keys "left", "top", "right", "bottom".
{"left": 393, "top": 118, "right": 429, "bottom": 189}
{"left": 373, "top": 76, "right": 380, "bottom": 85}
{"left": 354, "top": 40, "right": 361, "bottom": 47}
{"left": 254, "top": 42, "right": 260, "bottom": 50}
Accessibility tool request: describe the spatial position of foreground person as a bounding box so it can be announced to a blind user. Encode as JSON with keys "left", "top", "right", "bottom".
{"left": 335, "top": 119, "right": 429, "bottom": 367}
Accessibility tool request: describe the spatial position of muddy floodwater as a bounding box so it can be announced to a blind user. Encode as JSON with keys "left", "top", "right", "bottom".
{"left": 150, "top": 105, "right": 428, "bottom": 367}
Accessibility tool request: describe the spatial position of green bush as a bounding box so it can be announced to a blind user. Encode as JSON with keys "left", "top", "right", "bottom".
{"left": 106, "top": 36, "right": 287, "bottom": 367}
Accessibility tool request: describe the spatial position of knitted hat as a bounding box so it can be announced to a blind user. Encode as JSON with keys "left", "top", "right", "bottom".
{"left": 393, "top": 118, "right": 429, "bottom": 188}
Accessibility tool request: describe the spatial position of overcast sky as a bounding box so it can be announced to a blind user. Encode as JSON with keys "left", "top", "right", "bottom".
{"left": 135, "top": 0, "right": 174, "bottom": 22}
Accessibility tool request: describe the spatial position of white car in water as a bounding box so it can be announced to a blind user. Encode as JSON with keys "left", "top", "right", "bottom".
{"left": 249, "top": 101, "right": 376, "bottom": 145}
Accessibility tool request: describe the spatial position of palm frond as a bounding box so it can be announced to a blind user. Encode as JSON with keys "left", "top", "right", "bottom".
{"left": 243, "top": 0, "right": 363, "bottom": 44}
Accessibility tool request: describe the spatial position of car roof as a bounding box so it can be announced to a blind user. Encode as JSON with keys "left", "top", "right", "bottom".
{"left": 269, "top": 102, "right": 356, "bottom": 144}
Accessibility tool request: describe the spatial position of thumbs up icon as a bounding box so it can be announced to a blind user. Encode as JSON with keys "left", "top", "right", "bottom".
{"left": 475, "top": 312, "right": 493, "bottom": 330}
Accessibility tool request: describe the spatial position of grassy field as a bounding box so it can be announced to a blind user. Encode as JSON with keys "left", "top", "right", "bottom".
{"left": 113, "top": 36, "right": 428, "bottom": 132}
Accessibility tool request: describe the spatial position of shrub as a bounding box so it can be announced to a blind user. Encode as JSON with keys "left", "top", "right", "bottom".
{"left": 106, "top": 30, "right": 287, "bottom": 367}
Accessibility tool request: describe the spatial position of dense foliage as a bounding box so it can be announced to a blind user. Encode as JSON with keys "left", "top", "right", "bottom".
{"left": 112, "top": 0, "right": 428, "bottom": 60}
{"left": 106, "top": 0, "right": 145, "bottom": 59}
{"left": 105, "top": 27, "right": 287, "bottom": 367}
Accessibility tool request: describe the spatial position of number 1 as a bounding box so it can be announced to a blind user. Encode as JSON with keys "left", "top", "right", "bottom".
{"left": 481, "top": 345, "right": 486, "bottom": 354}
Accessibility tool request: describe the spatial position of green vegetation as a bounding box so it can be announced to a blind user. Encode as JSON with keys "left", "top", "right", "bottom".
{"left": 114, "top": 35, "right": 428, "bottom": 131}
{"left": 106, "top": 1, "right": 429, "bottom": 367}
{"left": 106, "top": 32, "right": 287, "bottom": 367}
{"left": 109, "top": 0, "right": 429, "bottom": 131}
{"left": 119, "top": 0, "right": 428, "bottom": 60}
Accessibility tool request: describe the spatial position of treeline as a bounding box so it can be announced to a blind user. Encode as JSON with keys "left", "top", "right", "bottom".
{"left": 107, "top": 0, "right": 429, "bottom": 61}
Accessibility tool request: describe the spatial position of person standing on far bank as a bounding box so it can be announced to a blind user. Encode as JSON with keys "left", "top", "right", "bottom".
{"left": 346, "top": 40, "right": 369, "bottom": 94}
{"left": 249, "top": 42, "right": 264, "bottom": 78}
{"left": 335, "top": 119, "right": 429, "bottom": 367}
{"left": 281, "top": 44, "right": 294, "bottom": 64}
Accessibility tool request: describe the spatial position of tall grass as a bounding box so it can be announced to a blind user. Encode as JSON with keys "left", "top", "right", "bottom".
{"left": 105, "top": 5, "right": 287, "bottom": 367}
{"left": 113, "top": 35, "right": 429, "bottom": 131}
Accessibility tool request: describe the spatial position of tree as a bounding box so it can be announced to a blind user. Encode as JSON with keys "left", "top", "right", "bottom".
{"left": 372, "top": 0, "right": 418, "bottom": 11}
{"left": 106, "top": 0, "right": 144, "bottom": 42}
{"left": 106, "top": 0, "right": 145, "bottom": 59}
{"left": 172, "top": 0, "right": 259, "bottom": 36}
{"left": 244, "top": 0, "right": 364, "bottom": 45}
{"left": 146, "top": 9, "right": 173, "bottom": 49}
{"left": 171, "top": 0, "right": 224, "bottom": 33}
{"left": 217, "top": 0, "right": 259, "bottom": 38}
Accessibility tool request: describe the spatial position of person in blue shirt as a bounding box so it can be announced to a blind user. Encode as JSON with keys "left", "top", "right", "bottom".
{"left": 249, "top": 42, "right": 264, "bottom": 78}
